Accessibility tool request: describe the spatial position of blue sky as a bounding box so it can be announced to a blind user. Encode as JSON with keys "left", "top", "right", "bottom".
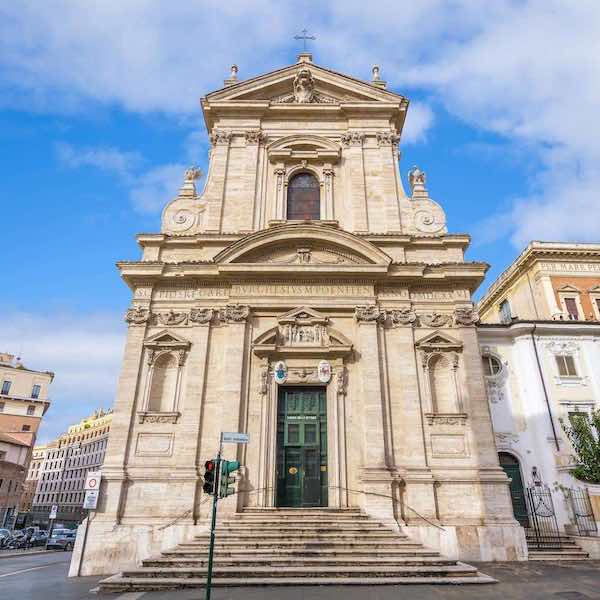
{"left": 1, "top": 1, "right": 599, "bottom": 442}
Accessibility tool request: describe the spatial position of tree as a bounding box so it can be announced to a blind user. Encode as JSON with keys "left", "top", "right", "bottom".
{"left": 561, "top": 410, "right": 600, "bottom": 484}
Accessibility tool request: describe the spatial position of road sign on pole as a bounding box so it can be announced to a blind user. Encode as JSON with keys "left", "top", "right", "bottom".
{"left": 83, "top": 489, "right": 99, "bottom": 510}
{"left": 84, "top": 470, "right": 101, "bottom": 491}
{"left": 49, "top": 504, "right": 58, "bottom": 520}
{"left": 220, "top": 432, "right": 249, "bottom": 444}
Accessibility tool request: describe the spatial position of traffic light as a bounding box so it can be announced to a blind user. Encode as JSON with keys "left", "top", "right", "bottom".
{"left": 203, "top": 460, "right": 218, "bottom": 495}
{"left": 219, "top": 460, "right": 241, "bottom": 498}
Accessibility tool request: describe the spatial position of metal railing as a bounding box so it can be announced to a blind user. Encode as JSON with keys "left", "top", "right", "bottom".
{"left": 567, "top": 487, "right": 598, "bottom": 537}
{"left": 525, "top": 486, "right": 562, "bottom": 550}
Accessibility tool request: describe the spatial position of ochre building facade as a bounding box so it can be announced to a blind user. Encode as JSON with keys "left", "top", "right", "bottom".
{"left": 80, "top": 55, "right": 525, "bottom": 575}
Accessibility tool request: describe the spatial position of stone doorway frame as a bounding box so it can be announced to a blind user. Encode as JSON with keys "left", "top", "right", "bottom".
{"left": 257, "top": 357, "right": 349, "bottom": 509}
{"left": 252, "top": 308, "right": 353, "bottom": 509}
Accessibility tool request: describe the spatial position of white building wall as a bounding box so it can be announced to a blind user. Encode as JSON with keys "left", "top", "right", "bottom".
{"left": 480, "top": 323, "right": 600, "bottom": 533}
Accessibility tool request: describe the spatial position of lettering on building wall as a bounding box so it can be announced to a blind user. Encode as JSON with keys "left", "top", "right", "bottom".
{"left": 231, "top": 283, "right": 374, "bottom": 297}
{"left": 539, "top": 262, "right": 600, "bottom": 273}
{"left": 153, "top": 285, "right": 230, "bottom": 300}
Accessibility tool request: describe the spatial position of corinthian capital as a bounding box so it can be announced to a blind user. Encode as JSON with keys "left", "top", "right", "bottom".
{"left": 221, "top": 304, "right": 251, "bottom": 323}
{"left": 355, "top": 305, "right": 385, "bottom": 323}
{"left": 209, "top": 129, "right": 232, "bottom": 146}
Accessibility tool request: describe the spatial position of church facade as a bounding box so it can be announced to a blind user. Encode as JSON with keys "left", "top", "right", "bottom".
{"left": 78, "top": 54, "right": 526, "bottom": 575}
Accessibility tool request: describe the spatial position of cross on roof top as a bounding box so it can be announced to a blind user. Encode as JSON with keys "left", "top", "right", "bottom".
{"left": 294, "top": 28, "right": 316, "bottom": 52}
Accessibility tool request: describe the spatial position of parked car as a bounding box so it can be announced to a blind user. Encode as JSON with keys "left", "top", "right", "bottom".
{"left": 0, "top": 529, "right": 11, "bottom": 548}
{"left": 46, "top": 529, "right": 76, "bottom": 551}
{"left": 29, "top": 531, "right": 48, "bottom": 547}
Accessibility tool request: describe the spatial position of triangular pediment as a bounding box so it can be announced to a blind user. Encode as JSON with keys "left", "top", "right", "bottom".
{"left": 415, "top": 331, "right": 463, "bottom": 351}
{"left": 144, "top": 330, "right": 190, "bottom": 348}
{"left": 204, "top": 62, "right": 406, "bottom": 105}
{"left": 558, "top": 284, "right": 580, "bottom": 293}
{"left": 278, "top": 306, "right": 329, "bottom": 325}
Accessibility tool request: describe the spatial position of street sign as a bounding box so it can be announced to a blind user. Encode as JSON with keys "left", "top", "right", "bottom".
{"left": 83, "top": 489, "right": 99, "bottom": 510}
{"left": 84, "top": 470, "right": 102, "bottom": 490}
{"left": 49, "top": 504, "right": 58, "bottom": 520}
{"left": 221, "top": 432, "right": 249, "bottom": 444}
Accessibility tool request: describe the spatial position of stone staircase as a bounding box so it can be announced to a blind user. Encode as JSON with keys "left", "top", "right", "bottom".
{"left": 99, "top": 508, "right": 495, "bottom": 591}
{"left": 526, "top": 530, "right": 590, "bottom": 561}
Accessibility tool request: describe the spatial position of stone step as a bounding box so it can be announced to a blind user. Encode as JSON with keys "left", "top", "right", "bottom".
{"left": 143, "top": 556, "right": 457, "bottom": 568}
{"left": 100, "top": 573, "right": 496, "bottom": 591}
{"left": 528, "top": 550, "right": 590, "bottom": 561}
{"left": 162, "top": 547, "right": 439, "bottom": 558}
{"left": 119, "top": 563, "right": 483, "bottom": 580}
{"left": 216, "top": 521, "right": 387, "bottom": 530}
{"left": 194, "top": 531, "right": 404, "bottom": 541}
{"left": 179, "top": 537, "right": 422, "bottom": 550}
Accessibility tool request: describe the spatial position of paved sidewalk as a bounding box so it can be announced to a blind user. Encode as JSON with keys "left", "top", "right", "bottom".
{"left": 0, "top": 547, "right": 59, "bottom": 559}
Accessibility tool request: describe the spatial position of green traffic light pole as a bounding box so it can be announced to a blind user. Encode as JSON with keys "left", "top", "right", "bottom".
{"left": 205, "top": 444, "right": 221, "bottom": 600}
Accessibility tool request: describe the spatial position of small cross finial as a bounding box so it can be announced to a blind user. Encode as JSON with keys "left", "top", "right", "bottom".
{"left": 294, "top": 28, "right": 316, "bottom": 52}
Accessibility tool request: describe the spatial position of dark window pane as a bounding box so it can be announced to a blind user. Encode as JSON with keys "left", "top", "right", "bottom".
{"left": 564, "top": 297, "right": 579, "bottom": 319}
{"left": 287, "top": 424, "right": 300, "bottom": 444}
{"left": 304, "top": 423, "right": 317, "bottom": 444}
{"left": 287, "top": 173, "right": 320, "bottom": 220}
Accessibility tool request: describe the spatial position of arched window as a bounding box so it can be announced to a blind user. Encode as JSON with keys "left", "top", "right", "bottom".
{"left": 148, "top": 353, "right": 178, "bottom": 412}
{"left": 287, "top": 172, "right": 320, "bottom": 220}
{"left": 482, "top": 354, "right": 502, "bottom": 376}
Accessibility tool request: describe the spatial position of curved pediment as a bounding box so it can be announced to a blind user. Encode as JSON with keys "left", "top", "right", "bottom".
{"left": 214, "top": 223, "right": 391, "bottom": 268}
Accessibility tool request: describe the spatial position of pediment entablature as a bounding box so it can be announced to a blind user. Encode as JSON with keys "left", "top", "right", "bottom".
{"left": 214, "top": 224, "right": 391, "bottom": 273}
{"left": 204, "top": 62, "right": 405, "bottom": 105}
{"left": 589, "top": 285, "right": 600, "bottom": 293}
{"left": 557, "top": 284, "right": 581, "bottom": 293}
{"left": 277, "top": 306, "right": 329, "bottom": 325}
{"left": 267, "top": 135, "right": 341, "bottom": 164}
{"left": 253, "top": 317, "right": 353, "bottom": 359}
{"left": 143, "top": 330, "right": 191, "bottom": 350}
{"left": 415, "top": 331, "right": 463, "bottom": 352}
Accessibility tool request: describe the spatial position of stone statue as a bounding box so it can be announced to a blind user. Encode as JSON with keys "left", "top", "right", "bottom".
{"left": 293, "top": 68, "right": 315, "bottom": 103}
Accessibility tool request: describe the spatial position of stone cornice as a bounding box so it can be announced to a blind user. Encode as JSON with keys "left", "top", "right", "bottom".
{"left": 478, "top": 319, "right": 600, "bottom": 339}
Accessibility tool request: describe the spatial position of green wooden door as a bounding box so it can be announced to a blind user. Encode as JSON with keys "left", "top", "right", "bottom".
{"left": 276, "top": 387, "right": 328, "bottom": 507}
{"left": 499, "top": 452, "right": 529, "bottom": 527}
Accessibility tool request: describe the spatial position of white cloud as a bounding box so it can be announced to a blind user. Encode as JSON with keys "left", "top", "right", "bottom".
{"left": 56, "top": 142, "right": 141, "bottom": 180}
{"left": 5, "top": 1, "right": 600, "bottom": 243}
{"left": 401, "top": 102, "right": 434, "bottom": 145}
{"left": 0, "top": 311, "right": 125, "bottom": 443}
{"left": 129, "top": 162, "right": 186, "bottom": 214}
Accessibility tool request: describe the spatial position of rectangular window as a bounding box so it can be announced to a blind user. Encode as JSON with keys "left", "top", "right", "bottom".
{"left": 1, "top": 380, "right": 10, "bottom": 395}
{"left": 0, "top": 402, "right": 4, "bottom": 412}
{"left": 31, "top": 384, "right": 41, "bottom": 399}
{"left": 499, "top": 300, "right": 512, "bottom": 324}
{"left": 595, "top": 298, "right": 600, "bottom": 319}
{"left": 556, "top": 354, "right": 577, "bottom": 377}
{"left": 21, "top": 424, "right": 31, "bottom": 432}
{"left": 564, "top": 297, "right": 579, "bottom": 320}
{"left": 27, "top": 405, "right": 35, "bottom": 416}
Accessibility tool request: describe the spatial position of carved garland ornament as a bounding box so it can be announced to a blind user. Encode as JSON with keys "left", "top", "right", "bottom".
{"left": 125, "top": 306, "right": 151, "bottom": 325}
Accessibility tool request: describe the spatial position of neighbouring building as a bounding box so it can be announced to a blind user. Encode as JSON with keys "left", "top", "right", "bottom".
{"left": 78, "top": 53, "right": 526, "bottom": 577}
{"left": 0, "top": 352, "right": 53, "bottom": 527}
{"left": 20, "top": 444, "right": 47, "bottom": 513}
{"left": 29, "top": 409, "right": 112, "bottom": 528}
{"left": 478, "top": 242, "right": 600, "bottom": 534}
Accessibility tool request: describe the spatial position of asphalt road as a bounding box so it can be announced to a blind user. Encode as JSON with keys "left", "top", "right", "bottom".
{"left": 0, "top": 551, "right": 101, "bottom": 600}
{"left": 2, "top": 553, "right": 600, "bottom": 599}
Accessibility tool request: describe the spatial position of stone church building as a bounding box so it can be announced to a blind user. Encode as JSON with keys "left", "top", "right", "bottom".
{"left": 79, "top": 54, "right": 526, "bottom": 576}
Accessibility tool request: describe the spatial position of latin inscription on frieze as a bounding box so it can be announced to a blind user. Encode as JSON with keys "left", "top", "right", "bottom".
{"left": 231, "top": 283, "right": 373, "bottom": 297}
{"left": 153, "top": 285, "right": 230, "bottom": 300}
{"left": 539, "top": 262, "right": 600, "bottom": 273}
